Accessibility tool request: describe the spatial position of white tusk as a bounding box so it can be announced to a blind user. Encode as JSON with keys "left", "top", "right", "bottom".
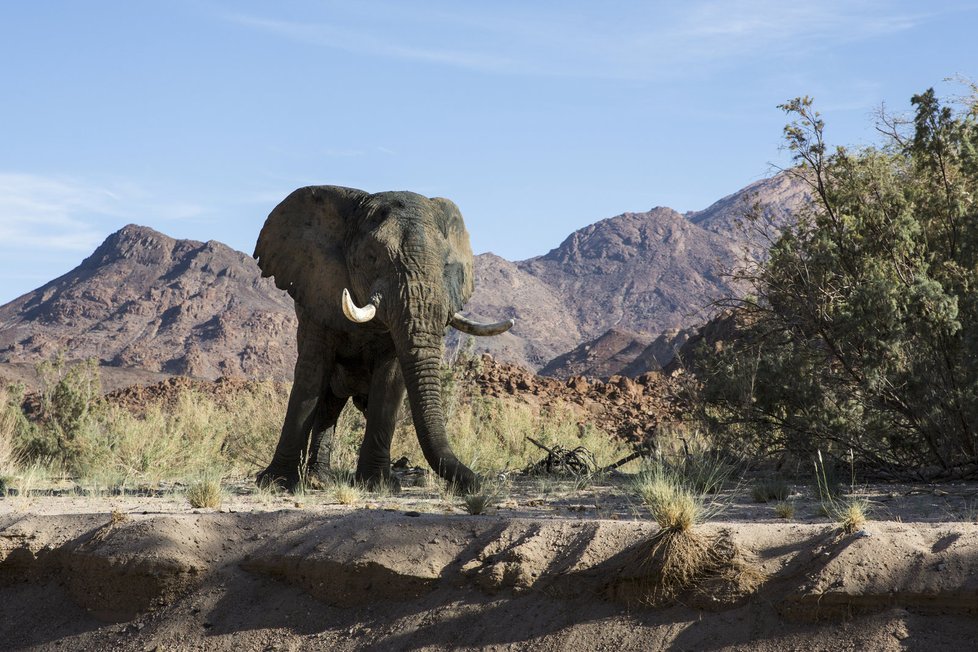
{"left": 342, "top": 288, "right": 376, "bottom": 323}
{"left": 450, "top": 313, "right": 515, "bottom": 336}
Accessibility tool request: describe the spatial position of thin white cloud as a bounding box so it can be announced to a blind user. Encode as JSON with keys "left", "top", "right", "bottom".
{"left": 0, "top": 172, "right": 205, "bottom": 252}
{"left": 673, "top": 0, "right": 924, "bottom": 60}
{"left": 228, "top": 14, "right": 519, "bottom": 74}
{"left": 0, "top": 174, "right": 114, "bottom": 251}
{"left": 222, "top": 1, "right": 943, "bottom": 80}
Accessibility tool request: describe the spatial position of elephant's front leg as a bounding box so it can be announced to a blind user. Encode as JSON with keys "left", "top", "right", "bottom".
{"left": 257, "top": 315, "right": 332, "bottom": 493}
{"left": 355, "top": 355, "right": 406, "bottom": 491}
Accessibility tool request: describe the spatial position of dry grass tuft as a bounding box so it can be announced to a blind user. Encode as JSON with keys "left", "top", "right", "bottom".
{"left": 333, "top": 483, "right": 362, "bottom": 505}
{"left": 0, "top": 399, "right": 17, "bottom": 474}
{"left": 838, "top": 499, "right": 869, "bottom": 534}
{"left": 6, "top": 355, "right": 633, "bottom": 492}
{"left": 633, "top": 461, "right": 727, "bottom": 532}
{"left": 616, "top": 530, "right": 765, "bottom": 607}
{"left": 619, "top": 450, "right": 761, "bottom": 607}
{"left": 9, "top": 462, "right": 49, "bottom": 498}
{"left": 814, "top": 450, "right": 870, "bottom": 534}
{"left": 389, "top": 374, "right": 632, "bottom": 477}
{"left": 646, "top": 529, "right": 714, "bottom": 599}
{"left": 186, "top": 475, "right": 223, "bottom": 509}
{"left": 773, "top": 501, "right": 796, "bottom": 520}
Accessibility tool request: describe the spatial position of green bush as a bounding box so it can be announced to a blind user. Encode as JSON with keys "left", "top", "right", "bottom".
{"left": 700, "top": 85, "right": 978, "bottom": 477}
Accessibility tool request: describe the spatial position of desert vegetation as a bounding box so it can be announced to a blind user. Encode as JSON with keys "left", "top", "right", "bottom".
{"left": 0, "top": 351, "right": 632, "bottom": 497}
{"left": 697, "top": 85, "right": 978, "bottom": 481}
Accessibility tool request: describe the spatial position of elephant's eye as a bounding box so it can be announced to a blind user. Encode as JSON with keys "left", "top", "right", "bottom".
{"left": 360, "top": 243, "right": 382, "bottom": 265}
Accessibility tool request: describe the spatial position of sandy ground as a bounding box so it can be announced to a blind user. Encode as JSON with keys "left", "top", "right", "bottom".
{"left": 4, "top": 479, "right": 978, "bottom": 651}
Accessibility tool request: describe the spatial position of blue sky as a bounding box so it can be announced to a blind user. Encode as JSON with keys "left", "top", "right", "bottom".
{"left": 1, "top": 1, "right": 975, "bottom": 304}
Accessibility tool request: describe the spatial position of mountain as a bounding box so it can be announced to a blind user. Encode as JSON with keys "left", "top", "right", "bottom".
{"left": 0, "top": 173, "right": 810, "bottom": 382}
{"left": 464, "top": 171, "right": 810, "bottom": 370}
{"left": 520, "top": 206, "right": 740, "bottom": 338}
{"left": 0, "top": 225, "right": 298, "bottom": 380}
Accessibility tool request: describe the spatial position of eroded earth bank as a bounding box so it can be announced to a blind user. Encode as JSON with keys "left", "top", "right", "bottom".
{"left": 4, "top": 495, "right": 978, "bottom": 651}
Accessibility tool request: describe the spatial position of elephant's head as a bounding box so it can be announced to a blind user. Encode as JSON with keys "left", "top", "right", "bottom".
{"left": 254, "top": 186, "right": 512, "bottom": 491}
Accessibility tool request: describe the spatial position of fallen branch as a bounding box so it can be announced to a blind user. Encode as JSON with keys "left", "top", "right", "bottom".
{"left": 523, "top": 437, "right": 596, "bottom": 476}
{"left": 601, "top": 446, "right": 655, "bottom": 473}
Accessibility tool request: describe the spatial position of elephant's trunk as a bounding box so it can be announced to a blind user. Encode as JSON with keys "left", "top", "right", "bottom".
{"left": 396, "top": 338, "right": 478, "bottom": 493}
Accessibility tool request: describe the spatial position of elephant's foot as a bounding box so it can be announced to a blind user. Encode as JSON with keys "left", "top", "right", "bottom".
{"left": 444, "top": 473, "right": 481, "bottom": 496}
{"left": 306, "top": 461, "right": 335, "bottom": 486}
{"left": 355, "top": 470, "right": 402, "bottom": 494}
{"left": 434, "top": 462, "right": 481, "bottom": 496}
{"left": 256, "top": 463, "right": 301, "bottom": 494}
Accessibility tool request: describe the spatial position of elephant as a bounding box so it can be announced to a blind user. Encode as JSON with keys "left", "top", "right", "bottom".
{"left": 253, "top": 185, "right": 514, "bottom": 494}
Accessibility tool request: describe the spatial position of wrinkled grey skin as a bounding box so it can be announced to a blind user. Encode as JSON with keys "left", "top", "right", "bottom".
{"left": 254, "top": 186, "right": 501, "bottom": 494}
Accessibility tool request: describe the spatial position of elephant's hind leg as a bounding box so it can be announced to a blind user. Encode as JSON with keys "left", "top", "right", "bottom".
{"left": 306, "top": 392, "right": 348, "bottom": 483}
{"left": 355, "top": 356, "right": 406, "bottom": 492}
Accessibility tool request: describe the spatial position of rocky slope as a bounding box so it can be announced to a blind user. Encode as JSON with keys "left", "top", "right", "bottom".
{"left": 687, "top": 171, "right": 810, "bottom": 238}
{"left": 618, "top": 327, "right": 692, "bottom": 377}
{"left": 538, "top": 328, "right": 650, "bottom": 379}
{"left": 467, "top": 354, "right": 684, "bottom": 442}
{"left": 0, "top": 225, "right": 297, "bottom": 380}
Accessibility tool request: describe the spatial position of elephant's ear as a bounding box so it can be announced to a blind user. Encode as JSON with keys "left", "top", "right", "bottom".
{"left": 255, "top": 185, "right": 368, "bottom": 326}
{"left": 430, "top": 197, "right": 475, "bottom": 316}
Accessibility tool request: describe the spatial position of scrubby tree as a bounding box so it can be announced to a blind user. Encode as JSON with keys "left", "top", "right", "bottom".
{"left": 701, "top": 86, "right": 978, "bottom": 478}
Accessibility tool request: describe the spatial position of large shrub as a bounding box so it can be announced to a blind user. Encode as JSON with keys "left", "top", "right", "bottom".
{"left": 701, "top": 87, "right": 978, "bottom": 478}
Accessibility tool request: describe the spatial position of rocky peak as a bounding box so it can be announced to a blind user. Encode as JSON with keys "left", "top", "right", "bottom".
{"left": 80, "top": 224, "right": 179, "bottom": 269}
{"left": 540, "top": 207, "right": 689, "bottom": 267}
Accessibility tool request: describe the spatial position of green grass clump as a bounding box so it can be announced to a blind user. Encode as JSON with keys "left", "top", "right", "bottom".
{"left": 462, "top": 492, "right": 494, "bottom": 515}
{"left": 459, "top": 479, "right": 508, "bottom": 515}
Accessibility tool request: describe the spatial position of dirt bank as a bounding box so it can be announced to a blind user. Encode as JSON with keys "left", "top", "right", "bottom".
{"left": 3, "top": 496, "right": 978, "bottom": 651}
